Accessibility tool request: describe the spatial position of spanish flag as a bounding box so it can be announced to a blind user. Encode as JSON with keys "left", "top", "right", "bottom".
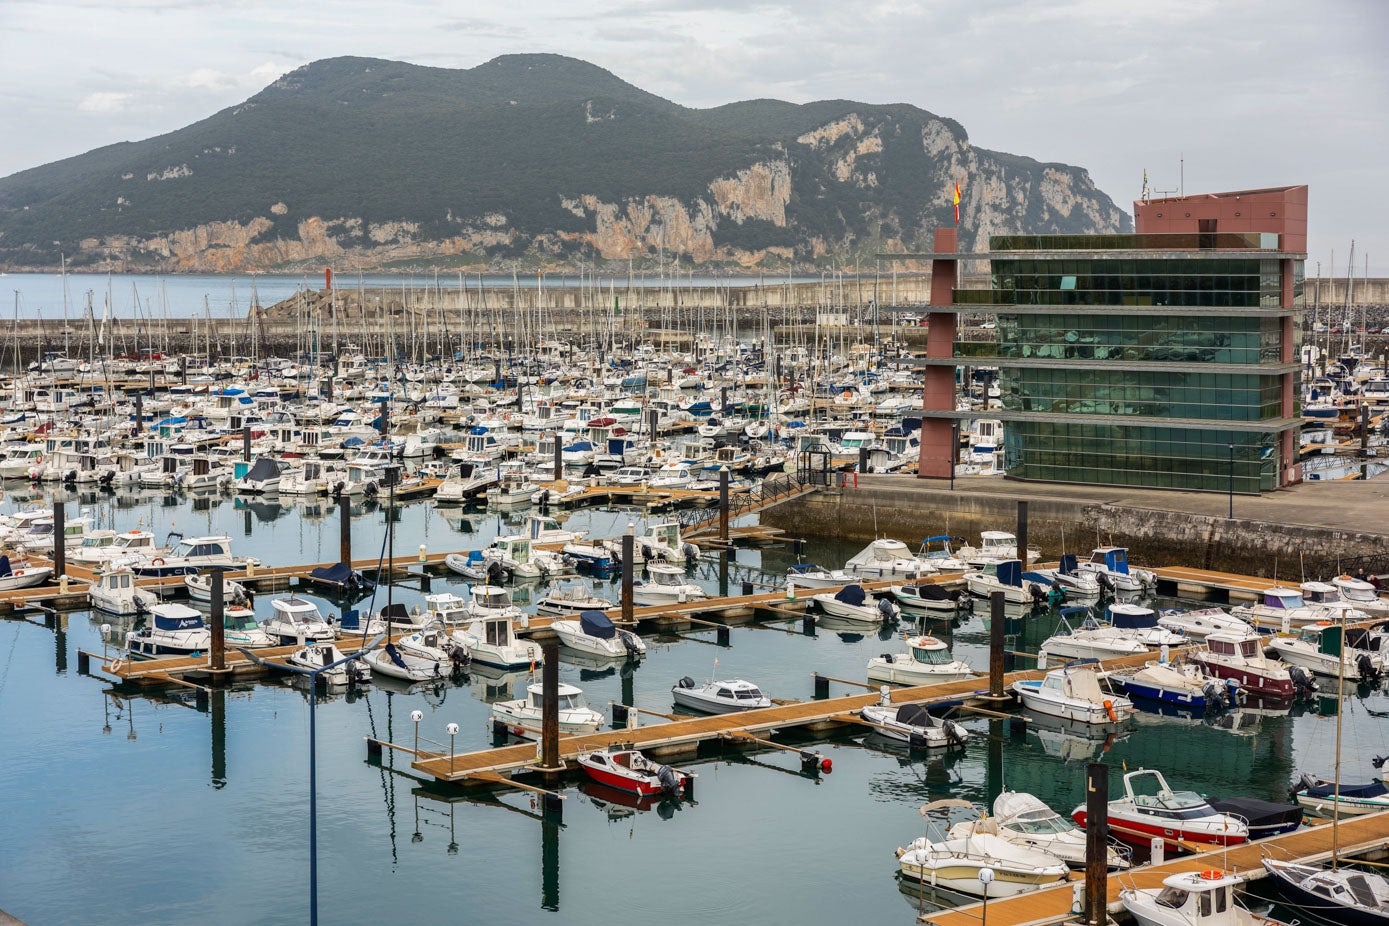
{"left": 953, "top": 181, "right": 961, "bottom": 224}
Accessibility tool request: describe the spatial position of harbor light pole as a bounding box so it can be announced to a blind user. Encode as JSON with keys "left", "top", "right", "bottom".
{"left": 1227, "top": 443, "right": 1235, "bottom": 519}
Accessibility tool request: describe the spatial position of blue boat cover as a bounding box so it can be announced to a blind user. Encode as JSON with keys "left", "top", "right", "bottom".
{"left": 923, "top": 535, "right": 951, "bottom": 544}
{"left": 996, "top": 561, "right": 1022, "bottom": 588}
{"left": 1059, "top": 606, "right": 1090, "bottom": 620}
{"left": 1108, "top": 606, "right": 1157, "bottom": 629}
{"left": 1059, "top": 553, "right": 1078, "bottom": 576}
{"left": 1022, "top": 571, "right": 1051, "bottom": 584}
{"left": 384, "top": 642, "right": 408, "bottom": 669}
{"left": 1303, "top": 780, "right": 1389, "bottom": 800}
{"left": 788, "top": 563, "right": 820, "bottom": 574}
{"left": 835, "top": 584, "right": 867, "bottom": 606}
{"left": 0, "top": 555, "right": 10, "bottom": 578}
{"left": 154, "top": 609, "right": 204, "bottom": 631}
{"left": 580, "top": 610, "right": 616, "bottom": 639}
{"left": 310, "top": 562, "right": 356, "bottom": 585}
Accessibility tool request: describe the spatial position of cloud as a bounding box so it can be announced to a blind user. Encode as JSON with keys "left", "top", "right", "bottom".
{"left": 438, "top": 17, "right": 523, "bottom": 37}
{"left": 77, "top": 91, "right": 132, "bottom": 113}
{"left": 179, "top": 61, "right": 287, "bottom": 93}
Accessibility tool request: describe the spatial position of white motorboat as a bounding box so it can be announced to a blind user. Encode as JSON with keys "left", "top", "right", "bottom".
{"left": 1107, "top": 660, "right": 1240, "bottom": 710}
{"left": 890, "top": 582, "right": 964, "bottom": 614}
{"left": 984, "top": 790, "right": 1129, "bottom": 870}
{"left": 0, "top": 554, "right": 53, "bottom": 591}
{"left": 551, "top": 610, "right": 646, "bottom": 659}
{"left": 866, "top": 636, "right": 975, "bottom": 685}
{"left": 859, "top": 696, "right": 969, "bottom": 748}
{"left": 785, "top": 562, "right": 857, "bottom": 589}
{"left": 444, "top": 551, "right": 496, "bottom": 581}
{"left": 262, "top": 596, "right": 336, "bottom": 645}
{"left": 236, "top": 456, "right": 284, "bottom": 494}
{"left": 285, "top": 642, "right": 369, "bottom": 686}
{"left": 465, "top": 584, "right": 526, "bottom": 622}
{"left": 1103, "top": 604, "right": 1185, "bottom": 647}
{"left": 132, "top": 534, "right": 253, "bottom": 577}
{"left": 1232, "top": 586, "right": 1367, "bottom": 632}
{"left": 1012, "top": 664, "right": 1134, "bottom": 724}
{"left": 1123, "top": 869, "right": 1289, "bottom": 926}
{"left": 1331, "top": 574, "right": 1389, "bottom": 617}
{"left": 363, "top": 642, "right": 452, "bottom": 682}
{"left": 183, "top": 572, "right": 249, "bottom": 605}
{"left": 451, "top": 613, "right": 543, "bottom": 669}
{"left": 896, "top": 799, "right": 1070, "bottom": 898}
{"left": 125, "top": 603, "right": 210, "bottom": 659}
{"left": 843, "top": 537, "right": 936, "bottom": 580}
{"left": 88, "top": 565, "right": 156, "bottom": 616}
{"left": 483, "top": 535, "right": 567, "bottom": 579}
{"left": 222, "top": 606, "right": 274, "bottom": 649}
{"left": 1267, "top": 622, "right": 1385, "bottom": 681}
{"left": 671, "top": 676, "right": 770, "bottom": 714}
{"left": 956, "top": 531, "right": 1040, "bottom": 567}
{"left": 631, "top": 563, "right": 705, "bottom": 606}
{"left": 1031, "top": 554, "right": 1102, "bottom": 598}
{"left": 1294, "top": 765, "right": 1389, "bottom": 817}
{"left": 1038, "top": 607, "right": 1149, "bottom": 664}
{"left": 1076, "top": 546, "right": 1155, "bottom": 594}
{"left": 1263, "top": 857, "right": 1389, "bottom": 924}
{"left": 965, "top": 560, "right": 1042, "bottom": 605}
{"left": 1156, "top": 607, "right": 1253, "bottom": 641}
{"left": 534, "top": 584, "right": 614, "bottom": 616}
{"left": 813, "top": 583, "right": 899, "bottom": 624}
{"left": 492, "top": 682, "right": 603, "bottom": 737}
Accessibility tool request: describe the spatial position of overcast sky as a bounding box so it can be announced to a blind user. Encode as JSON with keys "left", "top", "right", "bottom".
{"left": 2, "top": 0, "right": 1385, "bottom": 272}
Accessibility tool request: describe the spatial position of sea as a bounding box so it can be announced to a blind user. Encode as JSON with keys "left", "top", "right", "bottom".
{"left": 0, "top": 488, "right": 1378, "bottom": 925}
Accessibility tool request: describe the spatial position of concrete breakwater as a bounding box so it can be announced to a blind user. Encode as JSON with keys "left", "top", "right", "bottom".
{"left": 762, "top": 475, "right": 1389, "bottom": 578}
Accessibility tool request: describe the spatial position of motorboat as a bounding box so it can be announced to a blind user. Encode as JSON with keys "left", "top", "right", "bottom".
{"left": 0, "top": 554, "right": 53, "bottom": 592}
{"left": 576, "top": 747, "right": 692, "bottom": 797}
{"left": 492, "top": 682, "right": 604, "bottom": 737}
{"left": 1192, "top": 629, "right": 1310, "bottom": 698}
{"left": 1263, "top": 857, "right": 1389, "bottom": 925}
{"left": 785, "top": 561, "right": 857, "bottom": 590}
{"left": 464, "top": 584, "right": 526, "bottom": 622}
{"left": 451, "top": 614, "right": 543, "bottom": 669}
{"left": 1076, "top": 546, "right": 1155, "bottom": 594}
{"left": 1156, "top": 607, "right": 1253, "bottom": 641}
{"left": 183, "top": 572, "right": 249, "bottom": 605}
{"left": 262, "top": 596, "right": 336, "bottom": 645}
{"left": 843, "top": 538, "right": 936, "bottom": 580}
{"left": 534, "top": 584, "right": 615, "bottom": 617}
{"left": 285, "top": 642, "right": 369, "bottom": 686}
{"left": 625, "top": 521, "right": 699, "bottom": 565}
{"left": 812, "top": 583, "right": 900, "bottom": 624}
{"left": 859, "top": 697, "right": 969, "bottom": 749}
{"left": 1038, "top": 607, "right": 1149, "bottom": 664}
{"left": 221, "top": 606, "right": 274, "bottom": 649}
{"left": 525, "top": 513, "right": 585, "bottom": 545}
{"left": 444, "top": 551, "right": 503, "bottom": 583}
{"left": 396, "top": 623, "right": 467, "bottom": 666}
{"left": 125, "top": 603, "right": 210, "bottom": 659}
{"left": 1294, "top": 763, "right": 1389, "bottom": 817}
{"left": 966, "top": 560, "right": 1047, "bottom": 605}
{"left": 671, "top": 676, "right": 770, "bottom": 714}
{"left": 896, "top": 799, "right": 1070, "bottom": 898}
{"left": 1331, "top": 574, "right": 1389, "bottom": 617}
{"left": 363, "top": 642, "right": 453, "bottom": 682}
{"left": 416, "top": 592, "right": 469, "bottom": 627}
{"left": 956, "top": 531, "right": 1040, "bottom": 567}
{"left": 890, "top": 582, "right": 964, "bottom": 614}
{"left": 631, "top": 563, "right": 705, "bottom": 606}
{"left": 1012, "top": 663, "right": 1134, "bottom": 725}
{"left": 1104, "top": 604, "right": 1186, "bottom": 647}
{"left": 132, "top": 534, "right": 253, "bottom": 577}
{"left": 1122, "top": 869, "right": 1291, "bottom": 926}
{"left": 236, "top": 456, "right": 284, "bottom": 494}
{"left": 983, "top": 790, "right": 1129, "bottom": 870}
{"left": 1267, "top": 622, "right": 1385, "bottom": 681}
{"left": 483, "top": 535, "right": 567, "bottom": 579}
{"left": 551, "top": 610, "right": 646, "bottom": 659}
{"left": 1031, "top": 554, "right": 1102, "bottom": 598}
{"left": 1232, "top": 586, "right": 1367, "bottom": 632}
{"left": 88, "top": 565, "right": 156, "bottom": 616}
{"left": 917, "top": 535, "right": 970, "bottom": 572}
{"left": 560, "top": 540, "right": 617, "bottom": 572}
{"left": 866, "top": 636, "right": 975, "bottom": 686}
{"left": 1074, "top": 768, "right": 1248, "bottom": 850}
{"left": 1107, "top": 661, "right": 1239, "bottom": 711}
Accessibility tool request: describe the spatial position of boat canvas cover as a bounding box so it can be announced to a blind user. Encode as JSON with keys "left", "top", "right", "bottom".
{"left": 895, "top": 703, "right": 935, "bottom": 727}
{"left": 1058, "top": 553, "right": 1079, "bottom": 576}
{"left": 993, "top": 791, "right": 1054, "bottom": 823}
{"left": 309, "top": 562, "right": 371, "bottom": 588}
{"left": 154, "top": 609, "right": 204, "bottom": 631}
{"left": 996, "top": 560, "right": 1022, "bottom": 588}
{"left": 384, "top": 642, "right": 408, "bottom": 670}
{"left": 579, "top": 610, "right": 616, "bottom": 640}
{"left": 379, "top": 603, "right": 409, "bottom": 622}
{"left": 244, "top": 457, "right": 280, "bottom": 482}
{"left": 0, "top": 555, "right": 10, "bottom": 578}
{"left": 834, "top": 584, "right": 867, "bottom": 606}
{"left": 1208, "top": 797, "right": 1301, "bottom": 829}
{"left": 1109, "top": 606, "right": 1157, "bottom": 629}
{"left": 1304, "top": 780, "right": 1389, "bottom": 799}
{"left": 787, "top": 563, "right": 821, "bottom": 574}
{"left": 913, "top": 584, "right": 953, "bottom": 601}
{"left": 1062, "top": 668, "right": 1104, "bottom": 701}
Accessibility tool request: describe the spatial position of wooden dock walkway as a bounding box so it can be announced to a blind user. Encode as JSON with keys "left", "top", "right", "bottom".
{"left": 919, "top": 809, "right": 1389, "bottom": 926}
{"left": 402, "top": 649, "right": 1160, "bottom": 784}
{"left": 1152, "top": 566, "right": 1275, "bottom": 602}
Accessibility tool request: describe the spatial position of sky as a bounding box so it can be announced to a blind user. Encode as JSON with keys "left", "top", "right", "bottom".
{"left": 1, "top": 0, "right": 1386, "bottom": 273}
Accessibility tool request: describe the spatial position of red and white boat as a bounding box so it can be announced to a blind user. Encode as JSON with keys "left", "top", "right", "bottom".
{"left": 1191, "top": 629, "right": 1301, "bottom": 698}
{"left": 576, "top": 747, "right": 693, "bottom": 797}
{"left": 1073, "top": 769, "right": 1248, "bottom": 851}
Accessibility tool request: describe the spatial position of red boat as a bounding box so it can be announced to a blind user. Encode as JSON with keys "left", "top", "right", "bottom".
{"left": 576, "top": 747, "right": 693, "bottom": 797}
{"left": 1191, "top": 630, "right": 1298, "bottom": 698}
{"left": 1073, "top": 769, "right": 1248, "bottom": 851}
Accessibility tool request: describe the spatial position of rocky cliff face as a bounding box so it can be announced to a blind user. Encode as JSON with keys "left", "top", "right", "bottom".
{"left": 0, "top": 55, "right": 1129, "bottom": 271}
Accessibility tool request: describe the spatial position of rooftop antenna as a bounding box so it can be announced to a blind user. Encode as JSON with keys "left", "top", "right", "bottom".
{"left": 1179, "top": 154, "right": 1184, "bottom": 198}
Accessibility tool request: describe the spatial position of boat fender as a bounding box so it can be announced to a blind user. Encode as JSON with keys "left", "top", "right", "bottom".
{"left": 1102, "top": 699, "right": 1117, "bottom": 722}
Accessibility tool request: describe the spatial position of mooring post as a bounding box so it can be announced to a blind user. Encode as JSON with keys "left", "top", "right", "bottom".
{"left": 552, "top": 432, "right": 563, "bottom": 483}
{"left": 539, "top": 634, "right": 561, "bottom": 783}
{"left": 339, "top": 499, "right": 352, "bottom": 565}
{"left": 52, "top": 498, "right": 66, "bottom": 582}
{"left": 1085, "top": 762, "right": 1110, "bottom": 925}
{"left": 648, "top": 408, "right": 660, "bottom": 441}
{"left": 621, "top": 524, "right": 635, "bottom": 624}
{"left": 718, "top": 466, "right": 730, "bottom": 543}
{"left": 134, "top": 392, "right": 144, "bottom": 435}
{"left": 179, "top": 355, "right": 187, "bottom": 385}
{"left": 210, "top": 570, "right": 226, "bottom": 671}
{"left": 241, "top": 425, "right": 251, "bottom": 462}
{"left": 989, "top": 591, "right": 1005, "bottom": 697}
{"left": 323, "top": 370, "right": 333, "bottom": 400}
{"left": 720, "top": 385, "right": 729, "bottom": 414}
{"left": 1016, "top": 500, "right": 1029, "bottom": 568}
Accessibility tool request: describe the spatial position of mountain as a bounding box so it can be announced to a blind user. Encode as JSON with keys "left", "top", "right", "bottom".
{"left": 0, "top": 54, "right": 1131, "bottom": 271}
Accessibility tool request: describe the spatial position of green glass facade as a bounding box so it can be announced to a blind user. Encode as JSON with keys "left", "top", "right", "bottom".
{"left": 947, "top": 243, "right": 1302, "bottom": 493}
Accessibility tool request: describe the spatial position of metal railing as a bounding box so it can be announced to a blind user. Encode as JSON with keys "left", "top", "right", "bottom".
{"left": 676, "top": 470, "right": 820, "bottom": 531}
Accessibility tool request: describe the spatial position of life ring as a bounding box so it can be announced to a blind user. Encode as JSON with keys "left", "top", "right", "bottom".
{"left": 151, "top": 557, "right": 166, "bottom": 566}
{"left": 1199, "top": 870, "right": 1224, "bottom": 880}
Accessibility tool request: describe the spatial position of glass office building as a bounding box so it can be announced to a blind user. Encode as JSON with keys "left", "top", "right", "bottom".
{"left": 917, "top": 187, "right": 1309, "bottom": 492}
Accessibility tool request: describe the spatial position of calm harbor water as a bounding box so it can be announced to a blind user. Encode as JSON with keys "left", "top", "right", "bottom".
{"left": 0, "top": 488, "right": 1384, "bottom": 925}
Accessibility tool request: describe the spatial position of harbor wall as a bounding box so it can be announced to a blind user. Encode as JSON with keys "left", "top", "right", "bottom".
{"left": 763, "top": 479, "right": 1387, "bottom": 578}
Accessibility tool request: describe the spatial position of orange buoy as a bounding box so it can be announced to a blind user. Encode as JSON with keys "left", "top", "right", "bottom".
{"left": 1103, "top": 699, "right": 1117, "bottom": 722}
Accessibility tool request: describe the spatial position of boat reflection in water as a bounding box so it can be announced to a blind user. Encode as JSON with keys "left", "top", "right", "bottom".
{"left": 1023, "top": 709, "right": 1130, "bottom": 762}
{"left": 467, "top": 662, "right": 537, "bottom": 704}
{"left": 578, "top": 779, "right": 690, "bottom": 821}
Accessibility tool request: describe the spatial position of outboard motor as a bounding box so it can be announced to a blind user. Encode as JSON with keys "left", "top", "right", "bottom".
{"left": 1030, "top": 584, "right": 1048, "bottom": 605}
{"left": 1294, "top": 772, "right": 1322, "bottom": 798}
{"left": 620, "top": 631, "right": 640, "bottom": 659}
{"left": 1358, "top": 652, "right": 1379, "bottom": 683}
{"left": 943, "top": 720, "right": 969, "bottom": 749}
{"left": 1288, "top": 665, "right": 1318, "bottom": 695}
{"left": 656, "top": 765, "right": 681, "bottom": 795}
{"left": 677, "top": 676, "right": 695, "bottom": 689}
{"left": 878, "top": 597, "right": 899, "bottom": 622}
{"left": 486, "top": 560, "right": 508, "bottom": 585}
{"left": 1202, "top": 680, "right": 1227, "bottom": 711}
{"left": 682, "top": 542, "right": 698, "bottom": 565}
{"left": 1097, "top": 572, "right": 1115, "bottom": 595}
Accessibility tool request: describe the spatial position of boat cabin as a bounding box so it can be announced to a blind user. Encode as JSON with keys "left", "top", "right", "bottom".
{"left": 1089, "top": 546, "right": 1133, "bottom": 574}
{"left": 1260, "top": 587, "right": 1305, "bottom": 609}
{"left": 1147, "top": 870, "right": 1243, "bottom": 922}
{"left": 1206, "top": 632, "right": 1263, "bottom": 660}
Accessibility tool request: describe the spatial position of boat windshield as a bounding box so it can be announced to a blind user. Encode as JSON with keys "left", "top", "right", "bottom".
{"left": 911, "top": 645, "right": 953, "bottom": 665}
{"left": 1008, "top": 812, "right": 1073, "bottom": 836}
{"left": 1343, "top": 586, "right": 1376, "bottom": 602}
{"left": 1155, "top": 887, "right": 1189, "bottom": 910}
{"left": 557, "top": 694, "right": 580, "bottom": 710}
{"left": 735, "top": 688, "right": 764, "bottom": 700}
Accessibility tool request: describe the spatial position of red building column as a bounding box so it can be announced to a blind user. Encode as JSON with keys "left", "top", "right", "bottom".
{"left": 918, "top": 229, "right": 958, "bottom": 478}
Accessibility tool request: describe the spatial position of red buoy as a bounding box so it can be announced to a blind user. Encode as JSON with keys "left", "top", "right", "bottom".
{"left": 820, "top": 758, "right": 833, "bottom": 773}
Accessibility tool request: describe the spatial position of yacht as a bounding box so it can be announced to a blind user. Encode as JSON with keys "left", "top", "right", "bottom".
{"left": 132, "top": 534, "right": 253, "bottom": 577}
{"left": 671, "top": 677, "right": 770, "bottom": 714}
{"left": 492, "top": 683, "right": 603, "bottom": 737}
{"left": 262, "top": 596, "right": 336, "bottom": 645}
{"left": 125, "top": 603, "right": 210, "bottom": 659}
{"left": 843, "top": 538, "right": 936, "bottom": 580}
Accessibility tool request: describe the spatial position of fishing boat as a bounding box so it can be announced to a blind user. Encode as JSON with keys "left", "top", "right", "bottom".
{"left": 492, "top": 682, "right": 603, "bottom": 737}
{"left": 1076, "top": 546, "right": 1155, "bottom": 594}
{"left": 450, "top": 613, "right": 542, "bottom": 669}
{"left": 1232, "top": 586, "right": 1367, "bottom": 632}
{"left": 1075, "top": 768, "right": 1248, "bottom": 850}
{"left": 88, "top": 565, "right": 156, "bottom": 615}
{"left": 866, "top": 636, "right": 975, "bottom": 685}
{"left": 1267, "top": 622, "right": 1385, "bottom": 681}
{"left": 631, "top": 562, "right": 705, "bottom": 606}
{"left": 1192, "top": 629, "right": 1313, "bottom": 698}
{"left": 982, "top": 791, "right": 1129, "bottom": 870}
{"left": 859, "top": 698, "right": 969, "bottom": 749}
{"left": 1122, "top": 869, "right": 1292, "bottom": 926}
{"left": 125, "top": 603, "right": 210, "bottom": 658}
{"left": 671, "top": 676, "right": 770, "bottom": 714}
{"left": 551, "top": 610, "right": 645, "bottom": 659}
{"left": 262, "top": 596, "right": 336, "bottom": 645}
{"left": 1012, "top": 663, "right": 1134, "bottom": 725}
{"left": 576, "top": 747, "right": 692, "bottom": 797}
{"left": 812, "top": 583, "right": 899, "bottom": 623}
{"left": 896, "top": 799, "right": 1070, "bottom": 898}
{"left": 222, "top": 606, "right": 274, "bottom": 648}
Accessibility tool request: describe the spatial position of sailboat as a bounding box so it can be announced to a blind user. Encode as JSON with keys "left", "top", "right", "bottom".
{"left": 1268, "top": 619, "right": 1389, "bottom": 923}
